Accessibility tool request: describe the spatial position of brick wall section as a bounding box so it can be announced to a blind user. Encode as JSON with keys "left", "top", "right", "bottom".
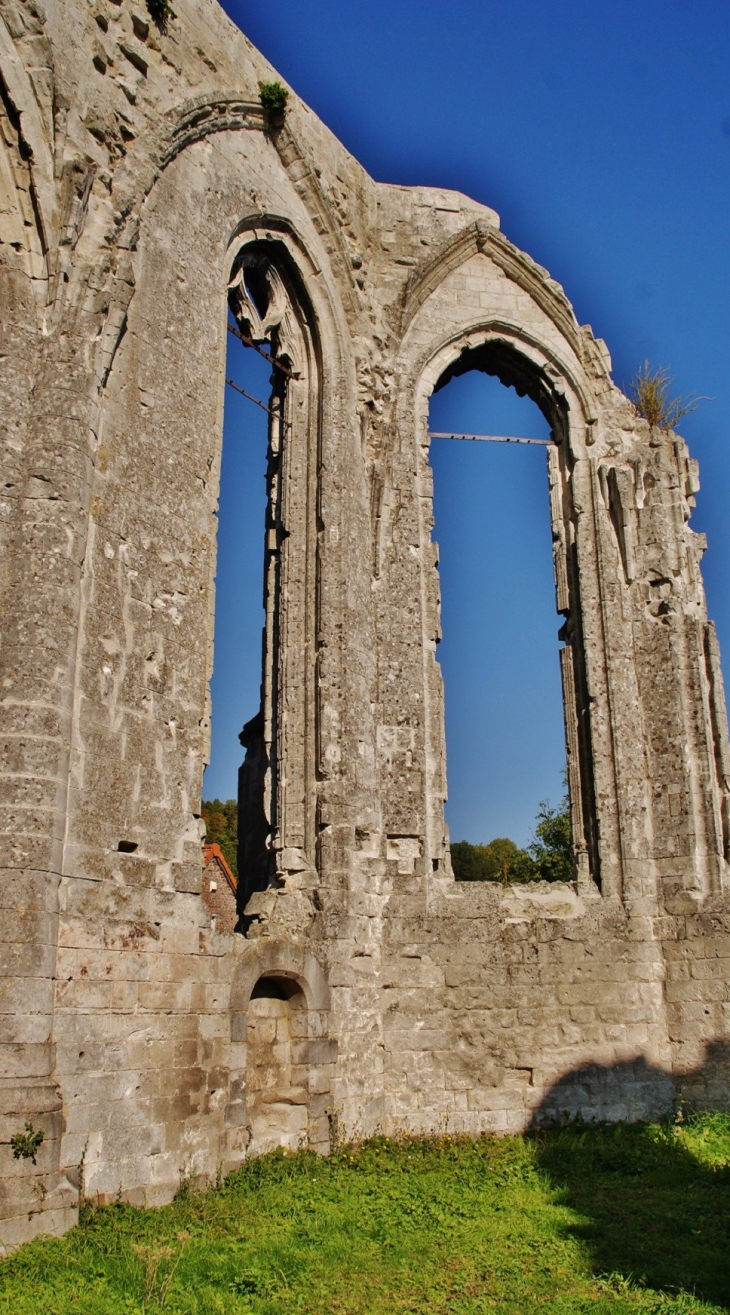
{"left": 202, "top": 847, "right": 238, "bottom": 936}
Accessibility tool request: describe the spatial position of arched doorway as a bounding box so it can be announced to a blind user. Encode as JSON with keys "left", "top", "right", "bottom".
{"left": 228, "top": 943, "right": 335, "bottom": 1158}
{"left": 245, "top": 975, "right": 309, "bottom": 1153}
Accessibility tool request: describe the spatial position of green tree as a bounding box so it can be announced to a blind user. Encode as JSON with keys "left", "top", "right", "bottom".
{"left": 528, "top": 794, "right": 573, "bottom": 883}
{"left": 451, "top": 837, "right": 537, "bottom": 884}
{"left": 450, "top": 840, "right": 491, "bottom": 882}
{"left": 201, "top": 798, "right": 238, "bottom": 878}
{"left": 451, "top": 787, "right": 574, "bottom": 885}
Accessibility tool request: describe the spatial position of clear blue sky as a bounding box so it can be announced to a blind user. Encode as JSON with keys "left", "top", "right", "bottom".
{"left": 206, "top": 0, "right": 730, "bottom": 849}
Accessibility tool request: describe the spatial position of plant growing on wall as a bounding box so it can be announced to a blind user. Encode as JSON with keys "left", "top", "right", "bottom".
{"left": 259, "top": 81, "right": 289, "bottom": 119}
{"left": 629, "top": 361, "right": 705, "bottom": 431}
{"left": 146, "top": 0, "right": 174, "bottom": 32}
{"left": 10, "top": 1122, "right": 44, "bottom": 1165}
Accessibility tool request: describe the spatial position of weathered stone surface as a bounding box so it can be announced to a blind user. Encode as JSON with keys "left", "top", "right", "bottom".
{"left": 1, "top": 0, "right": 729, "bottom": 1252}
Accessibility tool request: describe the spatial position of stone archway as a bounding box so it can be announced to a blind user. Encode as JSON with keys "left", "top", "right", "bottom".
{"left": 4, "top": 0, "right": 730, "bottom": 1249}
{"left": 245, "top": 975, "right": 309, "bottom": 1153}
{"left": 417, "top": 329, "right": 598, "bottom": 889}
{"left": 228, "top": 941, "right": 335, "bottom": 1158}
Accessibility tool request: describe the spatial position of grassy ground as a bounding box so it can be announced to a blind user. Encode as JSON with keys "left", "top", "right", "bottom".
{"left": 1, "top": 1115, "right": 729, "bottom": 1314}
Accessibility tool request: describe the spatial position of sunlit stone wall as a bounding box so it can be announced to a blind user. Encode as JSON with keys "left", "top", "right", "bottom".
{"left": 1, "top": 0, "right": 728, "bottom": 1252}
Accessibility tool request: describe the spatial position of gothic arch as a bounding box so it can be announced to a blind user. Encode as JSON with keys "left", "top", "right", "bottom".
{"left": 230, "top": 939, "right": 331, "bottom": 1014}
{"left": 75, "top": 96, "right": 360, "bottom": 395}
{"left": 393, "top": 292, "right": 626, "bottom": 895}
{"left": 414, "top": 320, "right": 594, "bottom": 453}
{"left": 62, "top": 106, "right": 357, "bottom": 913}
{"left": 399, "top": 219, "right": 592, "bottom": 369}
{"left": 223, "top": 227, "right": 324, "bottom": 907}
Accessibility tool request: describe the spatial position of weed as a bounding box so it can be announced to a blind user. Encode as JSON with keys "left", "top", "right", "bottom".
{"left": 132, "top": 1230, "right": 189, "bottom": 1308}
{"left": 9, "top": 1123, "right": 44, "bottom": 1165}
{"left": 326, "top": 1104, "right": 343, "bottom": 1151}
{"left": 629, "top": 360, "right": 708, "bottom": 431}
{"left": 146, "top": 0, "right": 174, "bottom": 33}
{"left": 259, "top": 81, "right": 289, "bottom": 118}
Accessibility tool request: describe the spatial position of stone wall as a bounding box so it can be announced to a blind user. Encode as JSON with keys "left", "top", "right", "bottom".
{"left": 1, "top": 0, "right": 728, "bottom": 1252}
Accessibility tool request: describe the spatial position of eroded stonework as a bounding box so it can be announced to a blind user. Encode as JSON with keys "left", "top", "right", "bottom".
{"left": 1, "top": 0, "right": 729, "bottom": 1251}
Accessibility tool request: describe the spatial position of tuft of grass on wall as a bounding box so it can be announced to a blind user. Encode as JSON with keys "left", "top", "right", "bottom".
{"left": 629, "top": 361, "right": 706, "bottom": 431}
{"left": 1, "top": 1115, "right": 729, "bottom": 1313}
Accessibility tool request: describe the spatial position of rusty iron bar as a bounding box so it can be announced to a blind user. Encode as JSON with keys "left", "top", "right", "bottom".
{"left": 429, "top": 431, "right": 550, "bottom": 446}
{"left": 223, "top": 393, "right": 548, "bottom": 437}
{"left": 227, "top": 322, "right": 300, "bottom": 379}
{"left": 225, "top": 376, "right": 283, "bottom": 419}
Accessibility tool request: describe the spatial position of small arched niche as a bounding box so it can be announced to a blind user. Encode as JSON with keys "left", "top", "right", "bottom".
{"left": 228, "top": 944, "right": 334, "bottom": 1160}
{"left": 245, "top": 975, "right": 309, "bottom": 1154}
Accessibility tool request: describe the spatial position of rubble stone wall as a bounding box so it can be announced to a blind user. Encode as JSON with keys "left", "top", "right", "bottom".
{"left": 1, "top": 0, "right": 728, "bottom": 1251}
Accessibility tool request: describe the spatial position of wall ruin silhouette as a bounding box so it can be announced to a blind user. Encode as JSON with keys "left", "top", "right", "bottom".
{"left": 1, "top": 0, "right": 730, "bottom": 1251}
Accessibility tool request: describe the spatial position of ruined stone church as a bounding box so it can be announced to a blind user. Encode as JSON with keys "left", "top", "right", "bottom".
{"left": 2, "top": 0, "right": 729, "bottom": 1252}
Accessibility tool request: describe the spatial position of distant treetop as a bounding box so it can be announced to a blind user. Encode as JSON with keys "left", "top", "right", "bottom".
{"left": 451, "top": 791, "right": 572, "bottom": 885}
{"left": 201, "top": 798, "right": 238, "bottom": 878}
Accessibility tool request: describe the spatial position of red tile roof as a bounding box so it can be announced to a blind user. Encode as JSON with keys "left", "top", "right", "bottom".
{"left": 202, "top": 843, "right": 237, "bottom": 893}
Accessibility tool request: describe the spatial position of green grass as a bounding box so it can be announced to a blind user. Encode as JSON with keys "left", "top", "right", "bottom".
{"left": 2, "top": 1115, "right": 730, "bottom": 1314}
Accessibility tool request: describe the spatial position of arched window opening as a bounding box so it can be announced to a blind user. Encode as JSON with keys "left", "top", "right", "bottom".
{"left": 204, "top": 239, "right": 320, "bottom": 931}
{"left": 246, "top": 975, "right": 309, "bottom": 1154}
{"left": 428, "top": 344, "right": 596, "bottom": 886}
{"left": 203, "top": 309, "right": 269, "bottom": 916}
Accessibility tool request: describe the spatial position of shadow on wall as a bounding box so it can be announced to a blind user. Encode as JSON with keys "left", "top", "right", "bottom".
{"left": 530, "top": 1041, "right": 730, "bottom": 1130}
{"left": 528, "top": 1042, "right": 730, "bottom": 1309}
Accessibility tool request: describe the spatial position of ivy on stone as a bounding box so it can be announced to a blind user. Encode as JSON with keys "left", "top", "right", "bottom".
{"left": 10, "top": 1122, "right": 44, "bottom": 1165}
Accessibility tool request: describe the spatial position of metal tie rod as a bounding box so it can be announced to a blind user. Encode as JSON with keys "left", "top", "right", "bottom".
{"left": 227, "top": 322, "right": 300, "bottom": 379}
{"left": 429, "top": 431, "right": 550, "bottom": 446}
{"left": 225, "top": 377, "right": 283, "bottom": 419}
{"left": 223, "top": 394, "right": 547, "bottom": 441}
